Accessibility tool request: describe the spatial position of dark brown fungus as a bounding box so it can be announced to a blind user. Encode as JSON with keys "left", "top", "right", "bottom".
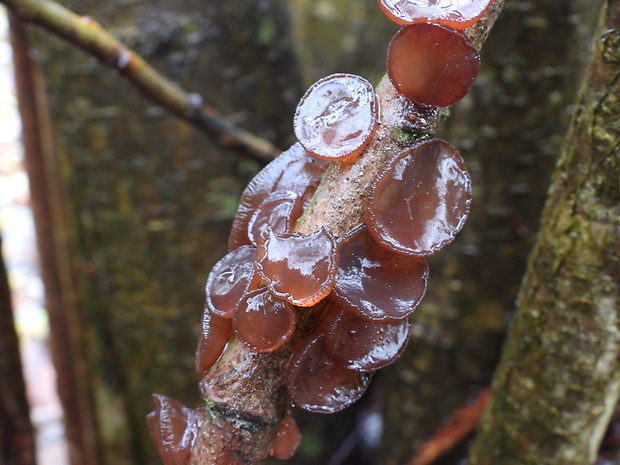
{"left": 378, "top": 0, "right": 495, "bottom": 30}
{"left": 270, "top": 411, "right": 302, "bottom": 460}
{"left": 366, "top": 138, "right": 472, "bottom": 257}
{"left": 294, "top": 73, "right": 379, "bottom": 161}
{"left": 195, "top": 308, "right": 233, "bottom": 374}
{"left": 233, "top": 288, "right": 297, "bottom": 353}
{"left": 286, "top": 331, "right": 370, "bottom": 413}
{"left": 246, "top": 190, "right": 303, "bottom": 247}
{"left": 387, "top": 23, "right": 480, "bottom": 108}
{"left": 256, "top": 227, "right": 339, "bottom": 307}
{"left": 147, "top": 394, "right": 204, "bottom": 465}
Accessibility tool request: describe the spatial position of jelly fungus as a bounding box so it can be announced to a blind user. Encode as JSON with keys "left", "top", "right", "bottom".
{"left": 378, "top": 0, "right": 494, "bottom": 30}
{"left": 287, "top": 331, "right": 370, "bottom": 413}
{"left": 195, "top": 309, "right": 233, "bottom": 374}
{"left": 228, "top": 143, "right": 328, "bottom": 250}
{"left": 324, "top": 304, "right": 411, "bottom": 371}
{"left": 146, "top": 394, "right": 204, "bottom": 465}
{"left": 366, "top": 138, "right": 472, "bottom": 256}
{"left": 247, "top": 190, "right": 303, "bottom": 247}
{"left": 205, "top": 245, "right": 259, "bottom": 318}
{"left": 332, "top": 226, "right": 428, "bottom": 321}
{"left": 270, "top": 412, "right": 302, "bottom": 460}
{"left": 294, "top": 73, "right": 379, "bottom": 161}
{"left": 256, "top": 227, "right": 339, "bottom": 307}
{"left": 387, "top": 23, "right": 480, "bottom": 108}
{"left": 233, "top": 288, "right": 297, "bottom": 353}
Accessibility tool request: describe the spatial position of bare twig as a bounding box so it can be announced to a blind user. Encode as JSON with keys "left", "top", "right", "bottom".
{"left": 0, "top": 0, "right": 280, "bottom": 164}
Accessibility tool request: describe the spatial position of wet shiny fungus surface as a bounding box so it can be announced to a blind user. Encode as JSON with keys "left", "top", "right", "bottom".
{"left": 195, "top": 309, "right": 233, "bottom": 374}
{"left": 270, "top": 411, "right": 302, "bottom": 460}
{"left": 378, "top": 0, "right": 494, "bottom": 29}
{"left": 387, "top": 23, "right": 480, "bottom": 108}
{"left": 247, "top": 190, "right": 303, "bottom": 247}
{"left": 332, "top": 226, "right": 428, "bottom": 321}
{"left": 287, "top": 331, "right": 369, "bottom": 413}
{"left": 294, "top": 73, "right": 379, "bottom": 161}
{"left": 366, "top": 138, "right": 472, "bottom": 256}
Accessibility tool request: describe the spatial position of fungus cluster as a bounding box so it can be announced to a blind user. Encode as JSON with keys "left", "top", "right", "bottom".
{"left": 148, "top": 0, "right": 493, "bottom": 463}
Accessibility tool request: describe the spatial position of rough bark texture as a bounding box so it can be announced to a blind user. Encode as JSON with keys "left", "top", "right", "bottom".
{"left": 469, "top": 1, "right": 620, "bottom": 463}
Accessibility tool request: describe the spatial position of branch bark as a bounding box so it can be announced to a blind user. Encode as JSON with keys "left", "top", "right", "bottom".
{"left": 1, "top": 0, "right": 280, "bottom": 164}
{"left": 469, "top": 1, "right": 620, "bottom": 463}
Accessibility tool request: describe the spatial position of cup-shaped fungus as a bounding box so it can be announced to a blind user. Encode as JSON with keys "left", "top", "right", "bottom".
{"left": 270, "top": 411, "right": 302, "bottom": 460}
{"left": 286, "top": 331, "right": 370, "bottom": 413}
{"left": 195, "top": 308, "right": 233, "bottom": 374}
{"left": 247, "top": 190, "right": 303, "bottom": 247}
{"left": 205, "top": 245, "right": 259, "bottom": 319}
{"left": 366, "top": 138, "right": 472, "bottom": 257}
{"left": 378, "top": 0, "right": 495, "bottom": 30}
{"left": 256, "top": 227, "right": 339, "bottom": 307}
{"left": 146, "top": 394, "right": 204, "bottom": 465}
{"left": 387, "top": 23, "right": 480, "bottom": 108}
{"left": 324, "top": 304, "right": 412, "bottom": 372}
{"left": 294, "top": 73, "right": 379, "bottom": 161}
{"left": 229, "top": 143, "right": 328, "bottom": 250}
{"left": 332, "top": 225, "right": 428, "bottom": 321}
{"left": 233, "top": 288, "right": 297, "bottom": 353}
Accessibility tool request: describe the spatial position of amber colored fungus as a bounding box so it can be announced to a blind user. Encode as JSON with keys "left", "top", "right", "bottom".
{"left": 147, "top": 394, "right": 204, "bottom": 465}
{"left": 286, "top": 331, "right": 370, "bottom": 413}
{"left": 256, "top": 227, "right": 339, "bottom": 307}
{"left": 206, "top": 245, "right": 258, "bottom": 318}
{"left": 233, "top": 288, "right": 297, "bottom": 353}
{"left": 195, "top": 309, "right": 233, "bottom": 374}
{"left": 294, "top": 73, "right": 379, "bottom": 161}
{"left": 378, "top": 0, "right": 494, "bottom": 30}
{"left": 387, "top": 23, "right": 480, "bottom": 108}
{"left": 228, "top": 143, "right": 329, "bottom": 250}
{"left": 247, "top": 190, "right": 303, "bottom": 247}
{"left": 366, "top": 138, "right": 471, "bottom": 256}
{"left": 270, "top": 411, "right": 302, "bottom": 460}
{"left": 332, "top": 225, "right": 428, "bottom": 321}
{"left": 324, "top": 303, "right": 411, "bottom": 371}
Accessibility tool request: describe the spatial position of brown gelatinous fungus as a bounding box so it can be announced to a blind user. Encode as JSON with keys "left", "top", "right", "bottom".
{"left": 378, "top": 0, "right": 495, "bottom": 30}
{"left": 147, "top": 394, "right": 204, "bottom": 465}
{"left": 387, "top": 23, "right": 480, "bottom": 108}
{"left": 233, "top": 288, "right": 298, "bottom": 353}
{"left": 270, "top": 411, "right": 302, "bottom": 460}
{"left": 332, "top": 225, "right": 428, "bottom": 321}
{"left": 195, "top": 309, "right": 233, "bottom": 374}
{"left": 294, "top": 73, "right": 379, "bottom": 161}
{"left": 286, "top": 331, "right": 371, "bottom": 413}
{"left": 256, "top": 227, "right": 339, "bottom": 307}
{"left": 366, "top": 138, "right": 472, "bottom": 256}
{"left": 205, "top": 245, "right": 259, "bottom": 318}
{"left": 247, "top": 190, "right": 303, "bottom": 247}
{"left": 228, "top": 143, "right": 329, "bottom": 251}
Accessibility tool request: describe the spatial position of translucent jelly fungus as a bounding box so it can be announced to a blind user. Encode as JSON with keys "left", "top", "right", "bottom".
{"left": 270, "top": 411, "right": 302, "bottom": 460}
{"left": 246, "top": 190, "right": 303, "bottom": 247}
{"left": 332, "top": 226, "right": 428, "bottom": 321}
{"left": 146, "top": 394, "right": 204, "bottom": 465}
{"left": 324, "top": 304, "right": 411, "bottom": 371}
{"left": 378, "top": 0, "right": 494, "bottom": 30}
{"left": 256, "top": 227, "right": 339, "bottom": 307}
{"left": 233, "top": 288, "right": 297, "bottom": 353}
{"left": 366, "top": 138, "right": 472, "bottom": 256}
{"left": 387, "top": 23, "right": 480, "bottom": 108}
{"left": 195, "top": 309, "right": 233, "bottom": 374}
{"left": 229, "top": 143, "right": 329, "bottom": 250}
{"left": 206, "top": 245, "right": 258, "bottom": 318}
{"left": 294, "top": 73, "right": 379, "bottom": 161}
{"left": 287, "top": 331, "right": 370, "bottom": 413}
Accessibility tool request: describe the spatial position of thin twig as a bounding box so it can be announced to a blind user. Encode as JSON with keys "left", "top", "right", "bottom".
{"left": 0, "top": 0, "right": 280, "bottom": 164}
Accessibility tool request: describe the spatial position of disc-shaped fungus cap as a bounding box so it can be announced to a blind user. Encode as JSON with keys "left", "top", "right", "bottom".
{"left": 324, "top": 303, "right": 412, "bottom": 372}
{"left": 270, "top": 412, "right": 302, "bottom": 460}
{"left": 366, "top": 138, "right": 472, "bottom": 256}
{"left": 294, "top": 73, "right": 379, "bottom": 161}
{"left": 332, "top": 225, "right": 428, "bottom": 321}
{"left": 205, "top": 245, "right": 259, "bottom": 319}
{"left": 256, "top": 227, "right": 339, "bottom": 307}
{"left": 195, "top": 308, "right": 233, "bottom": 374}
{"left": 247, "top": 190, "right": 303, "bottom": 247}
{"left": 286, "top": 331, "right": 370, "bottom": 413}
{"left": 233, "top": 288, "right": 297, "bottom": 353}
{"left": 228, "top": 143, "right": 328, "bottom": 250}
{"left": 146, "top": 394, "right": 204, "bottom": 465}
{"left": 378, "top": 0, "right": 495, "bottom": 30}
{"left": 387, "top": 23, "right": 480, "bottom": 108}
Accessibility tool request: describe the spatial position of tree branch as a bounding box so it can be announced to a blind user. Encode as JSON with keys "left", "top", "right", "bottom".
{"left": 0, "top": 0, "right": 280, "bottom": 164}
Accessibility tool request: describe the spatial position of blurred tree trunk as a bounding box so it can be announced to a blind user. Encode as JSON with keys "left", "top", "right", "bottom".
{"left": 14, "top": 1, "right": 302, "bottom": 465}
